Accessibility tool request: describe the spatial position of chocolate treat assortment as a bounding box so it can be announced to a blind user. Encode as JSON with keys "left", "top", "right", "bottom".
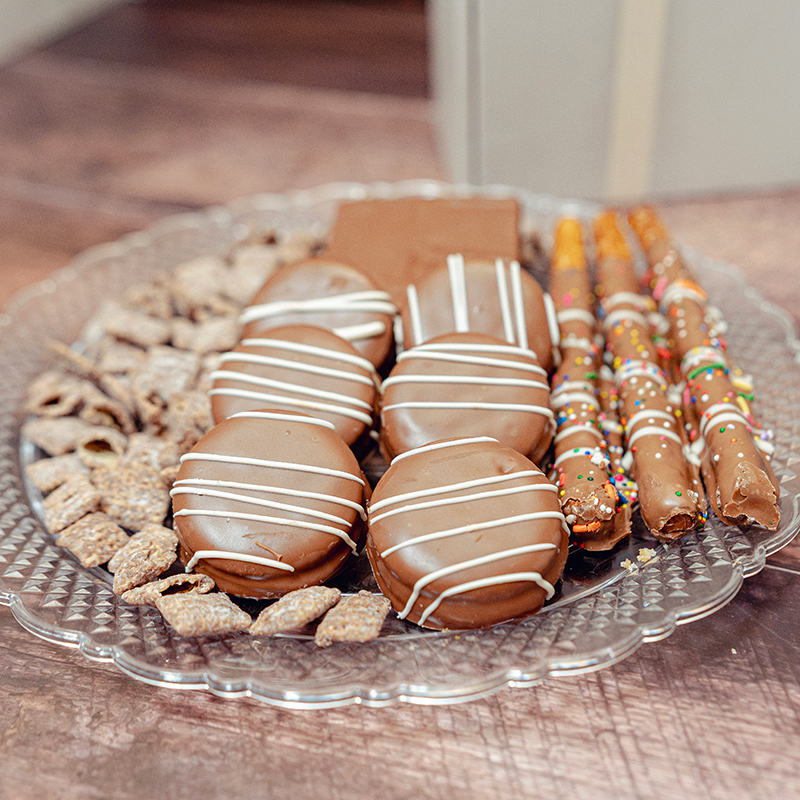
{"left": 22, "top": 195, "right": 779, "bottom": 640}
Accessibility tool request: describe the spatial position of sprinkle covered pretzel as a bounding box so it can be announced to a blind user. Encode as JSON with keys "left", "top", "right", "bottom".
{"left": 628, "top": 207, "right": 779, "bottom": 529}
{"left": 549, "top": 218, "right": 630, "bottom": 550}
{"left": 594, "top": 211, "right": 705, "bottom": 541}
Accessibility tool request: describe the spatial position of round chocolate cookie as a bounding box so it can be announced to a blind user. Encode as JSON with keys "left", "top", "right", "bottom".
{"left": 210, "top": 325, "right": 379, "bottom": 452}
{"left": 366, "top": 437, "right": 569, "bottom": 630}
{"left": 171, "top": 410, "right": 368, "bottom": 599}
{"left": 379, "top": 332, "right": 554, "bottom": 464}
{"left": 400, "top": 256, "right": 557, "bottom": 372}
{"left": 240, "top": 258, "right": 397, "bottom": 371}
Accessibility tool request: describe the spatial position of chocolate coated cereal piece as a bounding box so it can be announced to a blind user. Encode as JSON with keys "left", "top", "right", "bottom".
{"left": 108, "top": 524, "right": 178, "bottom": 573}
{"left": 24, "top": 371, "right": 86, "bottom": 417}
{"left": 110, "top": 525, "right": 178, "bottom": 594}
{"left": 130, "top": 346, "right": 201, "bottom": 425}
{"left": 156, "top": 592, "right": 252, "bottom": 637}
{"left": 250, "top": 586, "right": 342, "bottom": 636}
{"left": 95, "top": 338, "right": 147, "bottom": 375}
{"left": 42, "top": 473, "right": 101, "bottom": 533}
{"left": 160, "top": 390, "right": 214, "bottom": 454}
{"left": 23, "top": 417, "right": 102, "bottom": 456}
{"left": 75, "top": 425, "right": 128, "bottom": 469}
{"left": 121, "top": 573, "right": 215, "bottom": 606}
{"left": 122, "top": 432, "right": 181, "bottom": 472}
{"left": 102, "top": 302, "right": 172, "bottom": 348}
{"left": 93, "top": 461, "right": 171, "bottom": 530}
{"left": 314, "top": 590, "right": 391, "bottom": 647}
{"left": 26, "top": 454, "right": 89, "bottom": 495}
{"left": 123, "top": 281, "right": 174, "bottom": 320}
{"left": 171, "top": 316, "right": 241, "bottom": 355}
{"left": 56, "top": 512, "right": 130, "bottom": 568}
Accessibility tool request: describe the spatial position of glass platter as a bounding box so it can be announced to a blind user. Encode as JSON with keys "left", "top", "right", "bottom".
{"left": 1, "top": 180, "right": 798, "bottom": 709}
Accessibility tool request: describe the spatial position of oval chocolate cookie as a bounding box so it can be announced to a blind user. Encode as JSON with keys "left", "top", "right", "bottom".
{"left": 366, "top": 437, "right": 569, "bottom": 630}
{"left": 400, "top": 256, "right": 557, "bottom": 372}
{"left": 379, "top": 332, "right": 554, "bottom": 464}
{"left": 240, "top": 258, "right": 397, "bottom": 371}
{"left": 210, "top": 325, "right": 379, "bottom": 452}
{"left": 171, "top": 410, "right": 368, "bottom": 598}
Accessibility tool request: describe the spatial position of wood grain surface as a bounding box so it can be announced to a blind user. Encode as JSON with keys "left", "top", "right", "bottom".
{"left": 1, "top": 3, "right": 799, "bottom": 799}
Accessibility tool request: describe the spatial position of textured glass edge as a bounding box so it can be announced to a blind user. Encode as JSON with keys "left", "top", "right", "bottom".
{"left": 0, "top": 180, "right": 798, "bottom": 709}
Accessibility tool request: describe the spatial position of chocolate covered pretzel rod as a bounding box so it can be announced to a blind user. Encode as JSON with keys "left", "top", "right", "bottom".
{"left": 594, "top": 212, "right": 705, "bottom": 541}
{"left": 628, "top": 207, "right": 779, "bottom": 529}
{"left": 549, "top": 218, "right": 630, "bottom": 550}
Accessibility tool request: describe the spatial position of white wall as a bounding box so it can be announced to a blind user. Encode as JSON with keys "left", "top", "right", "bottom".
{"left": 429, "top": 0, "right": 800, "bottom": 200}
{"left": 0, "top": 0, "right": 123, "bottom": 63}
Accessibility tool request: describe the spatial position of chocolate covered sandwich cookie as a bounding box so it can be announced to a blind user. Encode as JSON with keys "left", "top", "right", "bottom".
{"left": 172, "top": 410, "right": 369, "bottom": 598}
{"left": 379, "top": 332, "right": 553, "bottom": 464}
{"left": 366, "top": 437, "right": 569, "bottom": 630}
{"left": 210, "top": 325, "right": 379, "bottom": 452}
{"left": 240, "top": 258, "right": 397, "bottom": 371}
{"left": 401, "top": 254, "right": 558, "bottom": 371}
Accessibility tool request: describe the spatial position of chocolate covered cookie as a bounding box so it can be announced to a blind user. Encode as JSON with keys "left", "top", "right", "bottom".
{"left": 379, "top": 332, "right": 553, "bottom": 464}
{"left": 171, "top": 410, "right": 368, "bottom": 598}
{"left": 400, "top": 255, "right": 557, "bottom": 372}
{"left": 366, "top": 437, "right": 569, "bottom": 630}
{"left": 210, "top": 325, "right": 379, "bottom": 452}
{"left": 240, "top": 258, "right": 397, "bottom": 371}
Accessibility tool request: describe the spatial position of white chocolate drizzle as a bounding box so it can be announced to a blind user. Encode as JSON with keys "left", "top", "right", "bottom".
{"left": 603, "top": 291, "right": 651, "bottom": 311}
{"left": 396, "top": 349, "right": 546, "bottom": 376}
{"left": 495, "top": 257, "right": 515, "bottom": 343}
{"left": 406, "top": 283, "right": 424, "bottom": 346}
{"left": 184, "top": 549, "right": 295, "bottom": 573}
{"left": 626, "top": 425, "right": 683, "bottom": 448}
{"left": 680, "top": 345, "right": 726, "bottom": 375}
{"left": 368, "top": 469, "right": 548, "bottom": 514}
{"left": 210, "top": 384, "right": 374, "bottom": 425}
{"left": 371, "top": 483, "right": 557, "bottom": 528}
{"left": 510, "top": 260, "right": 528, "bottom": 350}
{"left": 397, "top": 543, "right": 558, "bottom": 621}
{"left": 179, "top": 452, "right": 365, "bottom": 485}
{"left": 240, "top": 290, "right": 396, "bottom": 325}
{"left": 170, "top": 486, "right": 356, "bottom": 528}
{"left": 333, "top": 320, "right": 386, "bottom": 341}
{"left": 175, "top": 508, "right": 358, "bottom": 551}
{"left": 603, "top": 307, "right": 650, "bottom": 331}
{"left": 553, "top": 422, "right": 603, "bottom": 444}
{"left": 418, "top": 571, "right": 553, "bottom": 627}
{"left": 227, "top": 339, "right": 377, "bottom": 382}
{"left": 228, "top": 410, "right": 335, "bottom": 429}
{"left": 389, "top": 436, "right": 497, "bottom": 465}
{"left": 447, "top": 253, "right": 470, "bottom": 333}
{"left": 172, "top": 476, "right": 366, "bottom": 520}
{"left": 556, "top": 308, "right": 595, "bottom": 327}
{"left": 381, "top": 374, "right": 549, "bottom": 391}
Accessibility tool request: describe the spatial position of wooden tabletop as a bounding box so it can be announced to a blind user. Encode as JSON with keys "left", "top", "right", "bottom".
{"left": 1, "top": 3, "right": 799, "bottom": 798}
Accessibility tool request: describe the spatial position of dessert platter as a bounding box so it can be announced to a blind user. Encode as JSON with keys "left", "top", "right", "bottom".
{"left": 1, "top": 180, "right": 799, "bottom": 708}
